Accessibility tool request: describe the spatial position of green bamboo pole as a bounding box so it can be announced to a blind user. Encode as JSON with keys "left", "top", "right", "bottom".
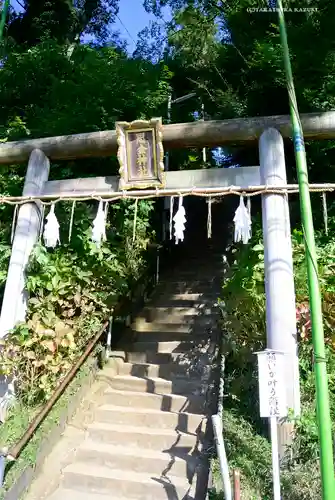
{"left": 0, "top": 0, "right": 10, "bottom": 42}
{"left": 277, "top": 1, "right": 335, "bottom": 498}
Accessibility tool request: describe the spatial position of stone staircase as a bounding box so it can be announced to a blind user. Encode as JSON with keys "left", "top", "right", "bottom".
{"left": 26, "top": 248, "right": 224, "bottom": 500}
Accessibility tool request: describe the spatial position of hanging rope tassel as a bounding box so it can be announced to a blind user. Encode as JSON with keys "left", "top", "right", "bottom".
{"left": 68, "top": 201, "right": 76, "bottom": 243}
{"left": 105, "top": 201, "right": 109, "bottom": 220}
{"left": 173, "top": 195, "right": 186, "bottom": 244}
{"left": 322, "top": 192, "right": 328, "bottom": 235}
{"left": 133, "top": 198, "right": 138, "bottom": 243}
{"left": 92, "top": 200, "right": 107, "bottom": 247}
{"left": 233, "top": 195, "right": 252, "bottom": 244}
{"left": 247, "top": 196, "right": 252, "bottom": 238}
{"left": 169, "top": 196, "right": 174, "bottom": 240}
{"left": 284, "top": 193, "right": 290, "bottom": 238}
{"left": 39, "top": 204, "right": 45, "bottom": 242}
{"left": 10, "top": 205, "right": 18, "bottom": 244}
{"left": 43, "top": 204, "right": 60, "bottom": 248}
{"left": 207, "top": 198, "right": 212, "bottom": 239}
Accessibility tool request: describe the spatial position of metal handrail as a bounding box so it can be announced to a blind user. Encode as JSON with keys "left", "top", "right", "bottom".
{"left": 0, "top": 243, "right": 161, "bottom": 487}
{"left": 7, "top": 320, "right": 109, "bottom": 461}
{"left": 0, "top": 318, "right": 109, "bottom": 486}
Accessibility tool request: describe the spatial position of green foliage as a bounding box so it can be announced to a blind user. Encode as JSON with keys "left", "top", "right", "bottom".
{"left": 0, "top": 2, "right": 334, "bottom": 496}
{"left": 7, "top": 0, "right": 120, "bottom": 46}
{"left": 0, "top": 357, "right": 97, "bottom": 497}
{"left": 218, "top": 218, "right": 335, "bottom": 498}
{"left": 0, "top": 0, "right": 171, "bottom": 413}
{"left": 0, "top": 41, "right": 171, "bottom": 145}
{"left": 0, "top": 199, "right": 154, "bottom": 405}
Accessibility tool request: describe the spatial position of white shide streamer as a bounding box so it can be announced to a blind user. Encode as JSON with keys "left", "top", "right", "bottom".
{"left": 233, "top": 195, "right": 252, "bottom": 244}
{"left": 173, "top": 195, "right": 186, "bottom": 244}
{"left": 92, "top": 200, "right": 107, "bottom": 247}
{"left": 43, "top": 204, "right": 60, "bottom": 248}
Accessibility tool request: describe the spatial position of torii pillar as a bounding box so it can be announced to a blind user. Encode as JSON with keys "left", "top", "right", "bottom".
{"left": 259, "top": 128, "right": 300, "bottom": 457}
{"left": 0, "top": 149, "right": 49, "bottom": 421}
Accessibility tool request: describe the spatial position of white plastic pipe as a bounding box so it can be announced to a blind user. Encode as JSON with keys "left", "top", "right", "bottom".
{"left": 270, "top": 416, "right": 281, "bottom": 500}
{"left": 212, "top": 414, "right": 232, "bottom": 500}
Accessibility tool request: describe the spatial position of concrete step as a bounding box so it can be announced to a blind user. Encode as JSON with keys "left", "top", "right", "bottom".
{"left": 156, "top": 277, "right": 222, "bottom": 286}
{"left": 95, "top": 404, "right": 205, "bottom": 433}
{"left": 154, "top": 291, "right": 212, "bottom": 297}
{"left": 119, "top": 361, "right": 206, "bottom": 380}
{"left": 76, "top": 440, "right": 203, "bottom": 477}
{"left": 138, "top": 305, "right": 214, "bottom": 322}
{"left": 102, "top": 388, "right": 206, "bottom": 414}
{"left": 160, "top": 279, "right": 221, "bottom": 287}
{"left": 132, "top": 340, "right": 211, "bottom": 354}
{"left": 124, "top": 350, "right": 204, "bottom": 365}
{"left": 62, "top": 463, "right": 194, "bottom": 500}
{"left": 152, "top": 294, "right": 218, "bottom": 308}
{"left": 110, "top": 374, "right": 202, "bottom": 396}
{"left": 48, "top": 488, "right": 124, "bottom": 499}
{"left": 86, "top": 422, "right": 203, "bottom": 451}
{"left": 133, "top": 331, "right": 211, "bottom": 343}
{"left": 133, "top": 317, "right": 216, "bottom": 333}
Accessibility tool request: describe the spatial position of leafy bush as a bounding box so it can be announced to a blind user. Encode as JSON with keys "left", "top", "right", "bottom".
{"left": 218, "top": 217, "right": 335, "bottom": 498}
{"left": 0, "top": 199, "right": 155, "bottom": 406}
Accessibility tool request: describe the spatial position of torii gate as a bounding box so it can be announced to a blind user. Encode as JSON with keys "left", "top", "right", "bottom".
{"left": 1, "top": 110, "right": 333, "bottom": 449}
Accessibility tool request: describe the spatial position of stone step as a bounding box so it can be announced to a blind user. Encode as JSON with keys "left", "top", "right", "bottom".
{"left": 110, "top": 374, "right": 202, "bottom": 396}
{"left": 124, "top": 349, "right": 208, "bottom": 365}
{"left": 133, "top": 317, "right": 216, "bottom": 333}
{"left": 131, "top": 340, "right": 192, "bottom": 353}
{"left": 102, "top": 388, "right": 205, "bottom": 414}
{"left": 62, "top": 463, "right": 194, "bottom": 500}
{"left": 133, "top": 331, "right": 209, "bottom": 343}
{"left": 132, "top": 340, "right": 211, "bottom": 354}
{"left": 48, "top": 488, "right": 124, "bottom": 500}
{"left": 139, "top": 305, "right": 214, "bottom": 322}
{"left": 160, "top": 280, "right": 221, "bottom": 289}
{"left": 76, "top": 440, "right": 202, "bottom": 478}
{"left": 153, "top": 285, "right": 220, "bottom": 296}
{"left": 156, "top": 277, "right": 222, "bottom": 286}
{"left": 152, "top": 295, "right": 218, "bottom": 308}
{"left": 95, "top": 404, "right": 205, "bottom": 433}
{"left": 86, "top": 422, "right": 202, "bottom": 451}
{"left": 119, "top": 361, "right": 206, "bottom": 380}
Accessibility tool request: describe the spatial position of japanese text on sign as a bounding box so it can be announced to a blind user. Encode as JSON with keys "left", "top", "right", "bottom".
{"left": 136, "top": 133, "right": 149, "bottom": 178}
{"left": 256, "top": 350, "right": 287, "bottom": 418}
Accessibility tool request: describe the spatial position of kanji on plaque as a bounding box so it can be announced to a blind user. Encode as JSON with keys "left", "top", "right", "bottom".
{"left": 116, "top": 118, "right": 165, "bottom": 190}
{"left": 256, "top": 350, "right": 287, "bottom": 418}
{"left": 136, "top": 133, "right": 150, "bottom": 178}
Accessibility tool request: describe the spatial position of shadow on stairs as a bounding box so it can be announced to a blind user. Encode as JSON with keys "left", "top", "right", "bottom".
{"left": 25, "top": 245, "right": 226, "bottom": 500}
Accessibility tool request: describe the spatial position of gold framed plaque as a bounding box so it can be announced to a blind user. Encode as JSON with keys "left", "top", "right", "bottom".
{"left": 116, "top": 118, "right": 165, "bottom": 190}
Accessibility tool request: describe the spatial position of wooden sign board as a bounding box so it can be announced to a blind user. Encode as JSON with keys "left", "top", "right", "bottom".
{"left": 116, "top": 118, "right": 165, "bottom": 190}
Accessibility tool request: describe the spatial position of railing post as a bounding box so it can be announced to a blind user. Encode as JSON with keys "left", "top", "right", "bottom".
{"left": 0, "top": 454, "right": 5, "bottom": 487}
{"left": 212, "top": 414, "right": 232, "bottom": 500}
{"left": 0, "top": 149, "right": 50, "bottom": 421}
{"left": 259, "top": 128, "right": 300, "bottom": 456}
{"left": 233, "top": 470, "right": 241, "bottom": 500}
{"left": 156, "top": 246, "right": 160, "bottom": 285}
{"left": 106, "top": 316, "right": 113, "bottom": 356}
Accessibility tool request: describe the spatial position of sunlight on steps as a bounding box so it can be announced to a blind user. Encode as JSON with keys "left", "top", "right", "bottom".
{"left": 25, "top": 252, "right": 224, "bottom": 500}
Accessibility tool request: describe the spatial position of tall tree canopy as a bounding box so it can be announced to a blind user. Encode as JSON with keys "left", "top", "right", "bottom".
{"left": 7, "top": 0, "right": 119, "bottom": 46}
